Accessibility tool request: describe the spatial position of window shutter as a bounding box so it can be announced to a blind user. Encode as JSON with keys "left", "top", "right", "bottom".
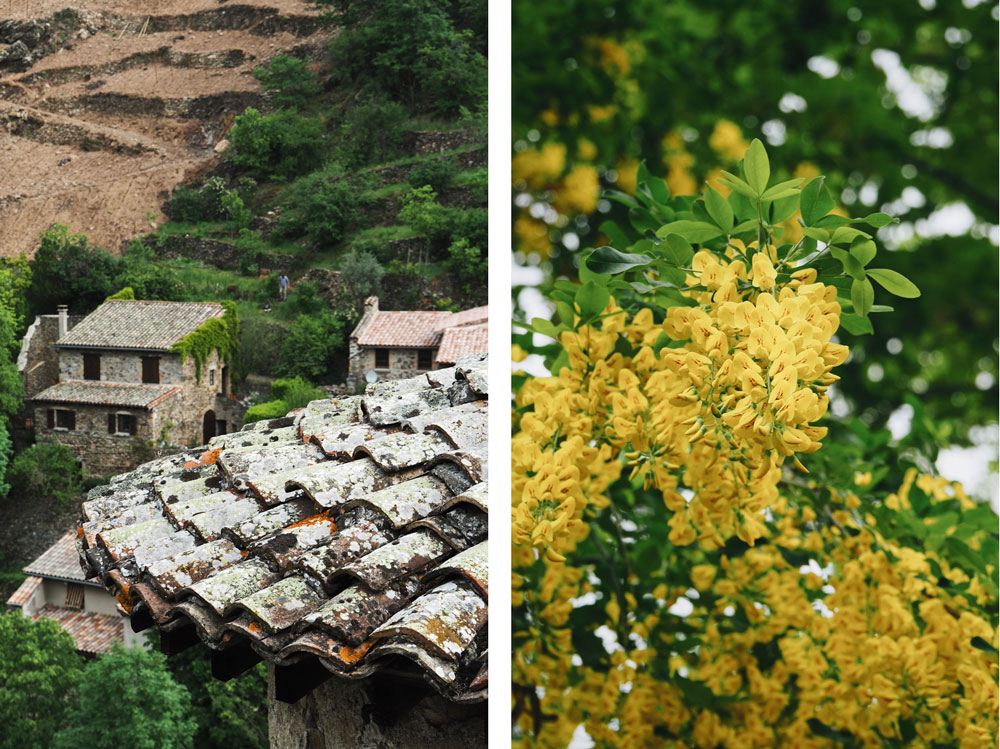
{"left": 47, "top": 409, "right": 54, "bottom": 429}
{"left": 108, "top": 413, "right": 116, "bottom": 434}
{"left": 129, "top": 416, "right": 137, "bottom": 436}
{"left": 67, "top": 411, "right": 76, "bottom": 431}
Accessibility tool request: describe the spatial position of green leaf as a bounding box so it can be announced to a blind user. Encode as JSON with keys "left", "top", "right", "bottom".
{"left": 807, "top": 719, "right": 856, "bottom": 744}
{"left": 869, "top": 304, "right": 894, "bottom": 313}
{"left": 598, "top": 220, "right": 631, "bottom": 251}
{"left": 575, "top": 282, "right": 610, "bottom": 320}
{"left": 743, "top": 138, "right": 770, "bottom": 195}
{"left": 971, "top": 637, "right": 1000, "bottom": 655}
{"left": 770, "top": 194, "right": 800, "bottom": 224}
{"left": 761, "top": 178, "right": 804, "bottom": 201}
{"left": 830, "top": 226, "right": 870, "bottom": 245}
{"left": 629, "top": 206, "right": 661, "bottom": 234}
{"left": 851, "top": 277, "right": 874, "bottom": 317}
{"left": 719, "top": 171, "right": 759, "bottom": 200}
{"left": 704, "top": 186, "right": 734, "bottom": 231}
{"left": 799, "top": 177, "right": 835, "bottom": 226}
{"left": 658, "top": 265, "right": 688, "bottom": 286}
{"left": 587, "top": 246, "right": 653, "bottom": 275}
{"left": 863, "top": 212, "right": 897, "bottom": 228}
{"left": 816, "top": 214, "right": 853, "bottom": 229}
{"left": 732, "top": 218, "right": 759, "bottom": 234}
{"left": 839, "top": 313, "right": 874, "bottom": 335}
{"left": 531, "top": 317, "right": 562, "bottom": 339}
{"left": 866, "top": 268, "right": 921, "bottom": 298}
{"left": 850, "top": 239, "right": 877, "bottom": 267}
{"left": 830, "top": 248, "right": 866, "bottom": 280}
{"left": 655, "top": 220, "right": 723, "bottom": 243}
{"left": 801, "top": 226, "right": 830, "bottom": 243}
{"left": 638, "top": 161, "right": 670, "bottom": 204}
{"left": 662, "top": 234, "right": 694, "bottom": 266}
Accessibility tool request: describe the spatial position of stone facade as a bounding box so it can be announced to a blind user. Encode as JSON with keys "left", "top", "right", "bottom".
{"left": 26, "top": 302, "right": 245, "bottom": 477}
{"left": 347, "top": 342, "right": 437, "bottom": 390}
{"left": 267, "top": 669, "right": 486, "bottom": 749}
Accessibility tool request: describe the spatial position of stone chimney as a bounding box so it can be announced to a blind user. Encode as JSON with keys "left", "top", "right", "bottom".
{"left": 363, "top": 296, "right": 379, "bottom": 313}
{"left": 57, "top": 305, "right": 68, "bottom": 340}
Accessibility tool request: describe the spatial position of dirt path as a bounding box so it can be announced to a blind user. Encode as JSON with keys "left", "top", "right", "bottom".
{"left": 0, "top": 0, "right": 329, "bottom": 258}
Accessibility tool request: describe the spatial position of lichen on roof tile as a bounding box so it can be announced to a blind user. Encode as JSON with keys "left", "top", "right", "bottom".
{"left": 354, "top": 431, "right": 452, "bottom": 472}
{"left": 371, "top": 581, "right": 485, "bottom": 660}
{"left": 303, "top": 423, "right": 395, "bottom": 460}
{"left": 284, "top": 458, "right": 422, "bottom": 510}
{"left": 235, "top": 576, "right": 324, "bottom": 634}
{"left": 371, "top": 640, "right": 457, "bottom": 685}
{"left": 422, "top": 541, "right": 488, "bottom": 598}
{"left": 186, "top": 558, "right": 279, "bottom": 617}
{"left": 343, "top": 475, "right": 449, "bottom": 528}
{"left": 147, "top": 538, "right": 246, "bottom": 597}
{"left": 362, "top": 386, "right": 451, "bottom": 426}
{"left": 336, "top": 530, "right": 450, "bottom": 590}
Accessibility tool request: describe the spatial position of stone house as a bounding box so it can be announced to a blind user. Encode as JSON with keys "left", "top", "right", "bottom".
{"left": 23, "top": 300, "right": 244, "bottom": 476}
{"left": 75, "top": 354, "right": 488, "bottom": 747}
{"left": 6, "top": 531, "right": 140, "bottom": 655}
{"left": 347, "top": 297, "right": 488, "bottom": 389}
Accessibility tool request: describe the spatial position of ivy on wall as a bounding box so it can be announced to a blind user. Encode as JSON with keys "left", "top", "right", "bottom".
{"left": 170, "top": 301, "right": 239, "bottom": 384}
{"left": 105, "top": 287, "right": 135, "bottom": 301}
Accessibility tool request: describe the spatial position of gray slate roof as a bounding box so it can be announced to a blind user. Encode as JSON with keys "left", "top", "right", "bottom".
{"left": 57, "top": 300, "right": 225, "bottom": 351}
{"left": 76, "top": 354, "right": 488, "bottom": 703}
{"left": 33, "top": 381, "right": 181, "bottom": 408}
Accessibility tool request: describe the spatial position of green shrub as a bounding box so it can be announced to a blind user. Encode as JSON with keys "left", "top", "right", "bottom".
{"left": 337, "top": 99, "right": 410, "bottom": 168}
{"left": 236, "top": 316, "right": 284, "bottom": 378}
{"left": 282, "top": 280, "right": 327, "bottom": 317}
{"left": 228, "top": 108, "right": 324, "bottom": 180}
{"left": 407, "top": 158, "right": 456, "bottom": 193}
{"left": 299, "top": 179, "right": 360, "bottom": 245}
{"left": 445, "top": 237, "right": 487, "bottom": 292}
{"left": 270, "top": 376, "right": 325, "bottom": 409}
{"left": 167, "top": 185, "right": 205, "bottom": 222}
{"left": 277, "top": 312, "right": 344, "bottom": 381}
{"left": 7, "top": 439, "right": 83, "bottom": 505}
{"left": 115, "top": 240, "right": 185, "bottom": 301}
{"left": 243, "top": 400, "right": 290, "bottom": 425}
{"left": 339, "top": 248, "right": 384, "bottom": 310}
{"left": 28, "top": 225, "right": 119, "bottom": 318}
{"left": 255, "top": 274, "right": 279, "bottom": 302}
{"left": 252, "top": 54, "right": 321, "bottom": 109}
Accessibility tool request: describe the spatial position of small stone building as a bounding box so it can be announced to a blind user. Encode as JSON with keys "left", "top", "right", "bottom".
{"left": 75, "top": 355, "right": 488, "bottom": 747}
{"left": 6, "top": 531, "right": 140, "bottom": 655}
{"left": 347, "top": 297, "right": 488, "bottom": 389}
{"left": 24, "top": 300, "right": 244, "bottom": 476}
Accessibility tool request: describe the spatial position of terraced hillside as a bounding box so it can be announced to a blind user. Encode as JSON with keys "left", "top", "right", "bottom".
{"left": 0, "top": 1, "right": 328, "bottom": 258}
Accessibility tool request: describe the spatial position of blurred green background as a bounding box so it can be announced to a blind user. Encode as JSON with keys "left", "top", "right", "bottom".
{"left": 512, "top": 0, "right": 998, "bottom": 499}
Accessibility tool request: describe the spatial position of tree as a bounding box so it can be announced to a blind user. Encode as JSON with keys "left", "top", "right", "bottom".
{"left": 252, "top": 54, "right": 321, "bottom": 110}
{"left": 511, "top": 0, "right": 998, "bottom": 445}
{"left": 27, "top": 225, "right": 118, "bottom": 318}
{"left": 53, "top": 642, "right": 195, "bottom": 749}
{"left": 511, "top": 150, "right": 998, "bottom": 747}
{"left": 277, "top": 312, "right": 344, "bottom": 381}
{"left": 227, "top": 108, "right": 324, "bottom": 180}
{"left": 339, "top": 247, "right": 384, "bottom": 310}
{"left": 0, "top": 614, "right": 83, "bottom": 749}
{"left": 7, "top": 439, "right": 83, "bottom": 506}
{"left": 317, "top": 0, "right": 487, "bottom": 115}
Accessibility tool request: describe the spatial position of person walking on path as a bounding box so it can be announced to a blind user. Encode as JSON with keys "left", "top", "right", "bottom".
{"left": 279, "top": 272, "right": 289, "bottom": 302}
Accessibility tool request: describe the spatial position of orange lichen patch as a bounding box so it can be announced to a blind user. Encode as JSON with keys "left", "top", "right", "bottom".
{"left": 115, "top": 589, "right": 135, "bottom": 614}
{"left": 183, "top": 461, "right": 200, "bottom": 469}
{"left": 77, "top": 527, "right": 85, "bottom": 538}
{"left": 286, "top": 512, "right": 337, "bottom": 532}
{"left": 240, "top": 550, "right": 249, "bottom": 557}
{"left": 198, "top": 448, "right": 223, "bottom": 466}
{"left": 339, "top": 638, "right": 377, "bottom": 665}
{"left": 248, "top": 621, "right": 263, "bottom": 634}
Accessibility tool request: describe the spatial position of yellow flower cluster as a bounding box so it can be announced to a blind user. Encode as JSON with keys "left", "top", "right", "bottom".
{"left": 513, "top": 473, "right": 998, "bottom": 748}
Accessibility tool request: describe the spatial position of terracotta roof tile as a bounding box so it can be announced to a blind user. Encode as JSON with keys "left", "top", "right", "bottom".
{"left": 6, "top": 575, "right": 42, "bottom": 607}
{"left": 76, "top": 355, "right": 489, "bottom": 703}
{"left": 355, "top": 310, "right": 452, "bottom": 348}
{"left": 436, "top": 324, "right": 488, "bottom": 365}
{"left": 57, "top": 300, "right": 225, "bottom": 351}
{"left": 24, "top": 531, "right": 89, "bottom": 582}
{"left": 437, "top": 305, "right": 488, "bottom": 330}
{"left": 31, "top": 605, "right": 124, "bottom": 654}
{"left": 33, "top": 381, "right": 181, "bottom": 408}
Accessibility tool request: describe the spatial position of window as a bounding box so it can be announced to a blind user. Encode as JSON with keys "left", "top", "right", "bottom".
{"left": 54, "top": 409, "right": 75, "bottom": 431}
{"left": 83, "top": 353, "right": 100, "bottom": 381}
{"left": 65, "top": 583, "right": 85, "bottom": 609}
{"left": 417, "top": 349, "right": 433, "bottom": 370}
{"left": 209, "top": 369, "right": 216, "bottom": 386}
{"left": 141, "top": 356, "right": 160, "bottom": 384}
{"left": 374, "top": 349, "right": 390, "bottom": 368}
{"left": 108, "top": 413, "right": 136, "bottom": 435}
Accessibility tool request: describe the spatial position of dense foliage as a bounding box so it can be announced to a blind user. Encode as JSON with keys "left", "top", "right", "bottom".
{"left": 252, "top": 54, "right": 321, "bottom": 109}
{"left": 339, "top": 247, "right": 385, "bottom": 310}
{"left": 52, "top": 643, "right": 196, "bottom": 749}
{"left": 228, "top": 108, "right": 324, "bottom": 180}
{"left": 0, "top": 614, "right": 83, "bottom": 749}
{"left": 170, "top": 301, "right": 239, "bottom": 384}
{"left": 512, "top": 0, "right": 998, "bottom": 444}
{"left": 511, "top": 150, "right": 998, "bottom": 746}
{"left": 317, "top": 0, "right": 486, "bottom": 115}
{"left": 6, "top": 439, "right": 82, "bottom": 507}
{"left": 276, "top": 311, "right": 344, "bottom": 380}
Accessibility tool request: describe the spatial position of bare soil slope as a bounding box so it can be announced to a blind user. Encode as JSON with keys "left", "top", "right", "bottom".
{"left": 0, "top": 1, "right": 329, "bottom": 258}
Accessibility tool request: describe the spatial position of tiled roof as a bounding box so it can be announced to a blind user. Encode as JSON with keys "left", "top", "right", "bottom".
{"left": 33, "top": 381, "right": 181, "bottom": 409}
{"left": 31, "top": 605, "right": 124, "bottom": 654}
{"left": 436, "top": 325, "right": 488, "bottom": 365}
{"left": 355, "top": 310, "right": 453, "bottom": 348}
{"left": 77, "top": 354, "right": 488, "bottom": 703}
{"left": 438, "top": 306, "right": 488, "bottom": 331}
{"left": 24, "top": 531, "right": 90, "bottom": 582}
{"left": 57, "top": 300, "right": 225, "bottom": 351}
{"left": 6, "top": 575, "right": 42, "bottom": 607}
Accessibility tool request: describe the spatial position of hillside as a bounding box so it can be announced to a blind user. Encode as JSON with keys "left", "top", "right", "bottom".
{"left": 0, "top": 1, "right": 326, "bottom": 258}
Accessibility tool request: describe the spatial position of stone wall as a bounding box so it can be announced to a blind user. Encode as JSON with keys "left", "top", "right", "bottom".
{"left": 33, "top": 401, "right": 154, "bottom": 476}
{"left": 267, "top": 669, "right": 486, "bottom": 749}
{"left": 17, "top": 314, "right": 85, "bottom": 398}
{"left": 59, "top": 349, "right": 189, "bottom": 384}
{"left": 347, "top": 346, "right": 437, "bottom": 389}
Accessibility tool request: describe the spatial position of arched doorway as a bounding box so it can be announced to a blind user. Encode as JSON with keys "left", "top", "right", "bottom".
{"left": 203, "top": 410, "right": 216, "bottom": 443}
